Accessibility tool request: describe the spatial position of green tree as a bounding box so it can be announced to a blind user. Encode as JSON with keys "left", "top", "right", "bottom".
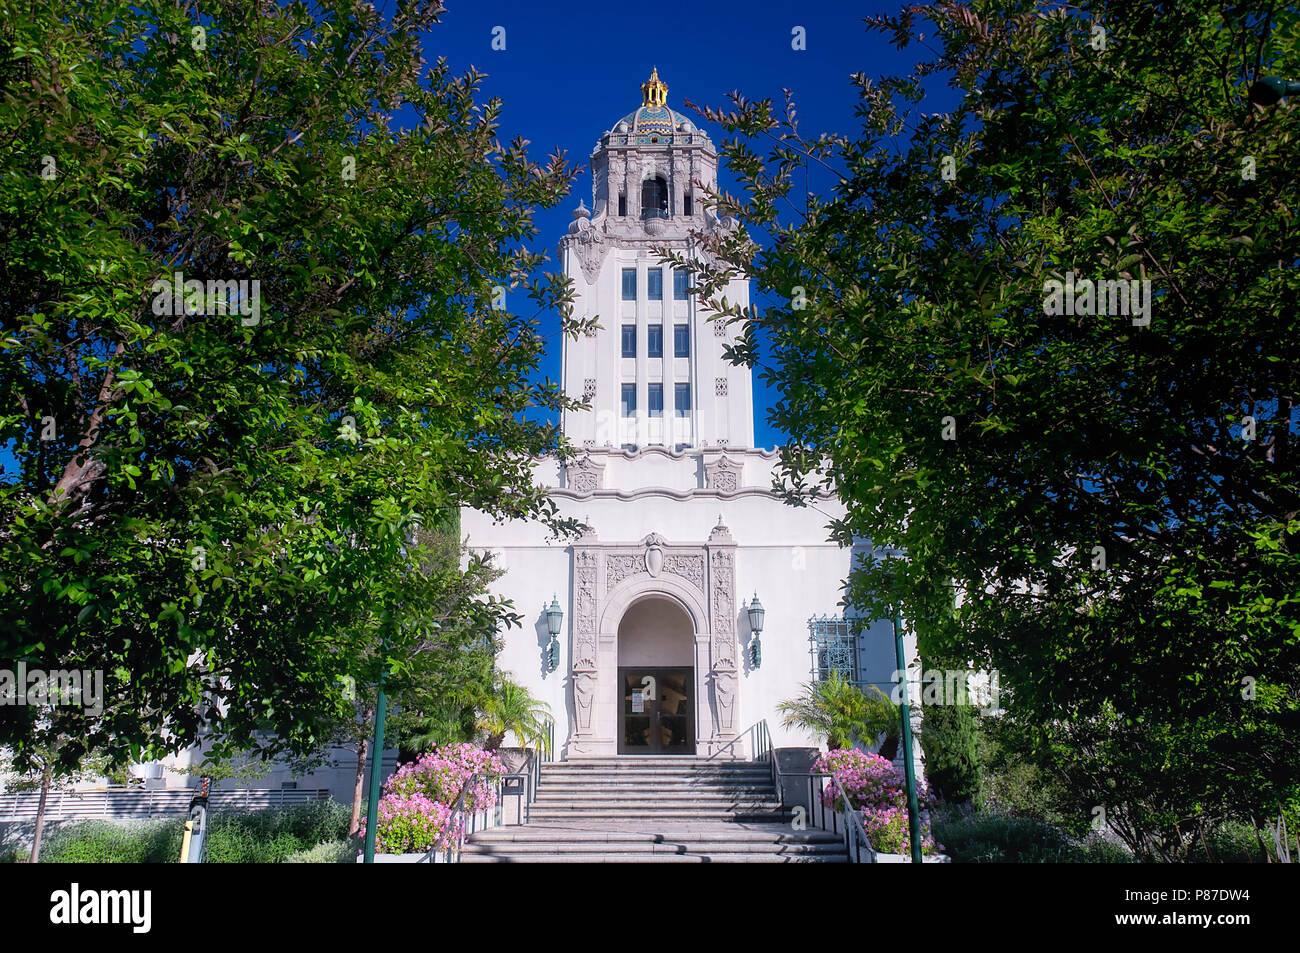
{"left": 477, "top": 672, "right": 552, "bottom": 755}
{"left": 777, "top": 671, "right": 899, "bottom": 754}
{"left": 0, "top": 715, "right": 129, "bottom": 863}
{"left": 680, "top": 0, "right": 1300, "bottom": 858}
{"left": 300, "top": 520, "right": 507, "bottom": 836}
{"left": 917, "top": 662, "right": 981, "bottom": 803}
{"left": 0, "top": 0, "right": 587, "bottom": 777}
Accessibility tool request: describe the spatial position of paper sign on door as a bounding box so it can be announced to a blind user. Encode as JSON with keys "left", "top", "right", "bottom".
{"left": 632, "top": 691, "right": 644, "bottom": 713}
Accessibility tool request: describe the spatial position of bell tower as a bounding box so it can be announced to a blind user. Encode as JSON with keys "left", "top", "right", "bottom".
{"left": 558, "top": 70, "right": 754, "bottom": 451}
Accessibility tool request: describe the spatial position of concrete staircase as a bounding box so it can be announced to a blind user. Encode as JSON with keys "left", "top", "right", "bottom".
{"left": 461, "top": 757, "right": 847, "bottom": 863}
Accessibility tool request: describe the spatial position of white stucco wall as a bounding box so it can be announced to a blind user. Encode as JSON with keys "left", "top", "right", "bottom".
{"left": 461, "top": 446, "right": 912, "bottom": 757}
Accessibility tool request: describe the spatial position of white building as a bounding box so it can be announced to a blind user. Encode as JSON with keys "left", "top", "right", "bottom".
{"left": 461, "top": 70, "right": 914, "bottom": 759}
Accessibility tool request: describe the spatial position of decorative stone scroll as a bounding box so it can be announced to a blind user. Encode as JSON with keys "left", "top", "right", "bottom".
{"left": 602, "top": 534, "right": 706, "bottom": 595}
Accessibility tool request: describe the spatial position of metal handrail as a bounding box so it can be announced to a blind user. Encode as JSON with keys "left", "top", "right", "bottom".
{"left": 750, "top": 720, "right": 779, "bottom": 794}
{"left": 843, "top": 804, "right": 878, "bottom": 863}
{"left": 745, "top": 721, "right": 923, "bottom": 863}
{"left": 0, "top": 786, "right": 331, "bottom": 821}
{"left": 427, "top": 724, "right": 555, "bottom": 864}
{"left": 423, "top": 770, "right": 534, "bottom": 864}
{"left": 532, "top": 714, "right": 554, "bottom": 805}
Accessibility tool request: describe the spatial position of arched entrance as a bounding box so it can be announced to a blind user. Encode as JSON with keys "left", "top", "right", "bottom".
{"left": 616, "top": 595, "right": 695, "bottom": 754}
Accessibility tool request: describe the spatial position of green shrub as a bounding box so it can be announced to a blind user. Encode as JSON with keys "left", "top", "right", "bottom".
{"left": 35, "top": 801, "right": 350, "bottom": 863}
{"left": 1185, "top": 821, "right": 1267, "bottom": 863}
{"left": 285, "top": 839, "right": 357, "bottom": 863}
{"left": 972, "top": 719, "right": 1072, "bottom": 824}
{"left": 933, "top": 806, "right": 1135, "bottom": 863}
{"left": 39, "top": 819, "right": 184, "bottom": 864}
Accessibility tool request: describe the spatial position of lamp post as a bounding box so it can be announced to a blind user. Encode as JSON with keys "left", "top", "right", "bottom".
{"left": 892, "top": 605, "right": 923, "bottom": 863}
{"left": 363, "top": 622, "right": 390, "bottom": 864}
{"left": 545, "top": 595, "right": 563, "bottom": 672}
{"left": 746, "top": 593, "right": 765, "bottom": 668}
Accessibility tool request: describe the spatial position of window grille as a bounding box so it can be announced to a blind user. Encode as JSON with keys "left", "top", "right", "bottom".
{"left": 809, "top": 615, "right": 862, "bottom": 684}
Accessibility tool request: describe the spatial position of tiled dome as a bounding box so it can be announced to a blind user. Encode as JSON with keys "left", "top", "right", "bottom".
{"left": 628, "top": 103, "right": 678, "bottom": 136}
{"left": 607, "top": 69, "right": 704, "bottom": 145}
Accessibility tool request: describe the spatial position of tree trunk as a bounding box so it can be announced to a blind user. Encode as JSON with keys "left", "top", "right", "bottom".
{"left": 1250, "top": 816, "right": 1271, "bottom": 863}
{"left": 30, "top": 766, "right": 52, "bottom": 863}
{"left": 349, "top": 738, "right": 368, "bottom": 837}
{"left": 877, "top": 733, "right": 900, "bottom": 762}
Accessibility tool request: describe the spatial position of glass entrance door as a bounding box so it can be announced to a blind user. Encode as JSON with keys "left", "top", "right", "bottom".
{"left": 618, "top": 667, "right": 694, "bottom": 754}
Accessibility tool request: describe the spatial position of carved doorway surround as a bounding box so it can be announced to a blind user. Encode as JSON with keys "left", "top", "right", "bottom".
{"left": 566, "top": 521, "right": 740, "bottom": 758}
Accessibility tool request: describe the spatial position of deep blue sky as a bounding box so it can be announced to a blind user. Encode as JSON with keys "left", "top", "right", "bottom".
{"left": 417, "top": 0, "right": 939, "bottom": 450}
{"left": 0, "top": 1, "right": 937, "bottom": 483}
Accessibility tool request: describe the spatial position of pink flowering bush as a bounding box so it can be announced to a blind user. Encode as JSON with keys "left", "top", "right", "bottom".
{"left": 359, "top": 743, "right": 504, "bottom": 854}
{"left": 360, "top": 794, "right": 460, "bottom": 855}
{"left": 813, "top": 748, "right": 941, "bottom": 856}
{"left": 384, "top": 743, "right": 504, "bottom": 813}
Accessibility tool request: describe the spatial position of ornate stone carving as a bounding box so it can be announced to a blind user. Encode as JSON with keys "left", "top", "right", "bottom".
{"left": 567, "top": 455, "right": 604, "bottom": 495}
{"left": 606, "top": 554, "right": 643, "bottom": 591}
{"left": 571, "top": 223, "right": 609, "bottom": 285}
{"left": 645, "top": 540, "right": 664, "bottom": 577}
{"left": 573, "top": 670, "right": 598, "bottom": 730}
{"left": 573, "top": 549, "right": 598, "bottom": 667}
{"left": 663, "top": 554, "right": 704, "bottom": 589}
{"left": 707, "top": 456, "right": 740, "bottom": 493}
{"left": 710, "top": 549, "right": 736, "bottom": 661}
{"left": 604, "top": 534, "right": 706, "bottom": 594}
{"left": 714, "top": 670, "right": 737, "bottom": 733}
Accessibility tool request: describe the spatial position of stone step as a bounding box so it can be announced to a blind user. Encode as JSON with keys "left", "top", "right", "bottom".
{"left": 527, "top": 811, "right": 785, "bottom": 823}
{"left": 473, "top": 758, "right": 824, "bottom": 863}
{"left": 538, "top": 764, "right": 769, "bottom": 774}
{"left": 539, "top": 774, "right": 774, "bottom": 783}
{"left": 542, "top": 762, "right": 767, "bottom": 770}
{"left": 469, "top": 829, "right": 840, "bottom": 845}
{"left": 533, "top": 791, "right": 779, "bottom": 801}
{"left": 533, "top": 785, "right": 774, "bottom": 790}
{"left": 534, "top": 791, "right": 777, "bottom": 801}
{"left": 463, "top": 841, "right": 844, "bottom": 855}
{"left": 538, "top": 774, "right": 769, "bottom": 780}
{"left": 461, "top": 851, "right": 848, "bottom": 863}
{"left": 556, "top": 756, "right": 752, "bottom": 763}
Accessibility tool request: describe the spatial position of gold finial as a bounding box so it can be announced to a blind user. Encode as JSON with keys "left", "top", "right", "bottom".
{"left": 641, "top": 67, "right": 668, "bottom": 107}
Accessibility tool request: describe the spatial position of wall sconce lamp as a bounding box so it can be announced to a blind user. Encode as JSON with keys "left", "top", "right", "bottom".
{"left": 746, "top": 592, "right": 765, "bottom": 668}
{"left": 545, "top": 594, "right": 563, "bottom": 672}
